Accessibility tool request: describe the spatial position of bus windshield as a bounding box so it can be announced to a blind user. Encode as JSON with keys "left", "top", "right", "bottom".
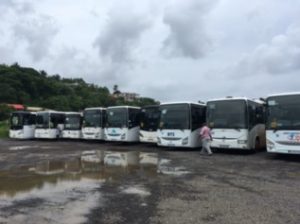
{"left": 36, "top": 113, "right": 49, "bottom": 129}
{"left": 267, "top": 95, "right": 300, "bottom": 130}
{"left": 159, "top": 104, "right": 190, "bottom": 130}
{"left": 140, "top": 107, "right": 160, "bottom": 131}
{"left": 107, "top": 108, "right": 127, "bottom": 128}
{"left": 10, "top": 113, "right": 23, "bottom": 130}
{"left": 65, "top": 115, "right": 81, "bottom": 130}
{"left": 83, "top": 110, "right": 102, "bottom": 128}
{"left": 207, "top": 100, "right": 247, "bottom": 129}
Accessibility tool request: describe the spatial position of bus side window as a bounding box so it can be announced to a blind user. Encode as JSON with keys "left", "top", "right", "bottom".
{"left": 59, "top": 114, "right": 66, "bottom": 127}
{"left": 248, "top": 103, "right": 255, "bottom": 129}
{"left": 129, "top": 109, "right": 139, "bottom": 128}
{"left": 191, "top": 105, "right": 205, "bottom": 131}
{"left": 50, "top": 114, "right": 58, "bottom": 128}
{"left": 255, "top": 106, "right": 265, "bottom": 123}
{"left": 102, "top": 110, "right": 106, "bottom": 128}
{"left": 29, "top": 115, "right": 36, "bottom": 125}
{"left": 23, "top": 114, "right": 30, "bottom": 125}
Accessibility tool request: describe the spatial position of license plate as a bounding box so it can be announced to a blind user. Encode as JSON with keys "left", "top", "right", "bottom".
{"left": 220, "top": 145, "right": 229, "bottom": 148}
{"left": 168, "top": 142, "right": 175, "bottom": 146}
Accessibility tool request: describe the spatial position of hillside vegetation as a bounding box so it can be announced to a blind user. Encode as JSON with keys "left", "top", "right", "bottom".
{"left": 0, "top": 63, "right": 158, "bottom": 112}
{"left": 0, "top": 120, "right": 9, "bottom": 138}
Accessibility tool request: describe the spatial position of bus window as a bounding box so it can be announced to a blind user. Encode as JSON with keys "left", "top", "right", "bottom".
{"left": 191, "top": 105, "right": 205, "bottom": 131}
{"left": 129, "top": 109, "right": 140, "bottom": 128}
{"left": 102, "top": 110, "right": 106, "bottom": 128}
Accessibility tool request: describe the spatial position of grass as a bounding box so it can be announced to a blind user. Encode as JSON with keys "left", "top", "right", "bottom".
{"left": 0, "top": 120, "right": 9, "bottom": 139}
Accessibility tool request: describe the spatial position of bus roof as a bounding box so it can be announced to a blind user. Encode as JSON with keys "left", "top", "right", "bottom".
{"left": 107, "top": 106, "right": 141, "bottom": 109}
{"left": 64, "top": 112, "right": 82, "bottom": 115}
{"left": 12, "top": 111, "right": 36, "bottom": 115}
{"left": 84, "top": 107, "right": 106, "bottom": 111}
{"left": 160, "top": 101, "right": 205, "bottom": 106}
{"left": 207, "top": 97, "right": 264, "bottom": 104}
{"left": 37, "top": 110, "right": 65, "bottom": 114}
{"left": 267, "top": 92, "right": 300, "bottom": 98}
{"left": 141, "top": 105, "right": 159, "bottom": 109}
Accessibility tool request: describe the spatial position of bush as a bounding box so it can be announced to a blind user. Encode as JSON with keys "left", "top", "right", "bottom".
{"left": 0, "top": 120, "right": 9, "bottom": 138}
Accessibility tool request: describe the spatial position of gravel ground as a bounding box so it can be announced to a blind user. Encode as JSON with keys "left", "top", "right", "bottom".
{"left": 0, "top": 139, "right": 299, "bottom": 224}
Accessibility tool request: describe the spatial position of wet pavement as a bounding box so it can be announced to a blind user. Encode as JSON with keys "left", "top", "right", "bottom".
{"left": 0, "top": 139, "right": 300, "bottom": 224}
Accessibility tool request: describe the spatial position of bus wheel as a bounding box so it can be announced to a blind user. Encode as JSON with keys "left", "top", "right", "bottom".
{"left": 254, "top": 138, "right": 260, "bottom": 152}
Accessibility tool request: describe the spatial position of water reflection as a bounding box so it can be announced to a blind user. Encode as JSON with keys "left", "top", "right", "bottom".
{"left": 0, "top": 150, "right": 190, "bottom": 224}
{"left": 0, "top": 150, "right": 190, "bottom": 197}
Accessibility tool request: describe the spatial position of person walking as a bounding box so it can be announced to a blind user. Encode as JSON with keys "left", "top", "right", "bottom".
{"left": 199, "top": 122, "right": 213, "bottom": 156}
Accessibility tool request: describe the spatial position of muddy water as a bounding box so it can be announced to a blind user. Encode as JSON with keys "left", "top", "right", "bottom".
{"left": 0, "top": 150, "right": 190, "bottom": 224}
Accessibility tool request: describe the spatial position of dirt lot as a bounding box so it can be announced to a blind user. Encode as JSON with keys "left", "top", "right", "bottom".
{"left": 0, "top": 139, "right": 299, "bottom": 224}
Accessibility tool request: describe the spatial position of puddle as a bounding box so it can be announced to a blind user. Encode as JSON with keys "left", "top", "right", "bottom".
{"left": 0, "top": 150, "right": 190, "bottom": 223}
{"left": 9, "top": 145, "right": 57, "bottom": 151}
{"left": 0, "top": 179, "right": 102, "bottom": 224}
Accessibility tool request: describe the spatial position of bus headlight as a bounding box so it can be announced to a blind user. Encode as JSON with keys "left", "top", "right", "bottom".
{"left": 182, "top": 137, "right": 188, "bottom": 145}
{"left": 267, "top": 139, "right": 275, "bottom": 150}
{"left": 238, "top": 140, "right": 247, "bottom": 144}
{"left": 139, "top": 132, "right": 144, "bottom": 137}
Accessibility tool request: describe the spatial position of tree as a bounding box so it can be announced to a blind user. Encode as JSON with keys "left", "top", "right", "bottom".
{"left": 0, "top": 64, "right": 159, "bottom": 111}
{"left": 113, "top": 84, "right": 121, "bottom": 94}
{"left": 0, "top": 104, "right": 12, "bottom": 121}
{"left": 0, "top": 84, "right": 17, "bottom": 103}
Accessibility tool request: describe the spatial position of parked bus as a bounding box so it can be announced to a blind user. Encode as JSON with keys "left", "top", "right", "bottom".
{"left": 34, "top": 111, "right": 65, "bottom": 139}
{"left": 157, "top": 102, "right": 206, "bottom": 148}
{"left": 266, "top": 92, "right": 300, "bottom": 154}
{"left": 105, "top": 106, "right": 140, "bottom": 142}
{"left": 139, "top": 105, "right": 160, "bottom": 143}
{"left": 9, "top": 111, "right": 36, "bottom": 139}
{"left": 207, "top": 97, "right": 265, "bottom": 151}
{"left": 82, "top": 108, "right": 106, "bottom": 140}
{"left": 62, "top": 112, "right": 82, "bottom": 139}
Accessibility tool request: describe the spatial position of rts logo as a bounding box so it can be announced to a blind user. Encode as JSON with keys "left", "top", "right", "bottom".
{"left": 287, "top": 132, "right": 300, "bottom": 142}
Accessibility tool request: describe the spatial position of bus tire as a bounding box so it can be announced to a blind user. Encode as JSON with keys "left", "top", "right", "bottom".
{"left": 254, "top": 138, "right": 260, "bottom": 152}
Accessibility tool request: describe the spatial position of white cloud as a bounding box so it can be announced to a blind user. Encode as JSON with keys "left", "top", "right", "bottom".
{"left": 1, "top": 0, "right": 300, "bottom": 101}
{"left": 231, "top": 24, "right": 300, "bottom": 77}
{"left": 13, "top": 15, "right": 59, "bottom": 61}
{"left": 94, "top": 11, "right": 151, "bottom": 64}
{"left": 162, "top": 0, "right": 218, "bottom": 59}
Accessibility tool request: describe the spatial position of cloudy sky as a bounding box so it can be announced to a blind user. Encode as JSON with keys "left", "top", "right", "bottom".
{"left": 0, "top": 0, "right": 300, "bottom": 102}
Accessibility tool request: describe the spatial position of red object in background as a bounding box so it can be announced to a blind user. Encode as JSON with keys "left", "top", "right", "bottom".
{"left": 7, "top": 104, "right": 25, "bottom": 110}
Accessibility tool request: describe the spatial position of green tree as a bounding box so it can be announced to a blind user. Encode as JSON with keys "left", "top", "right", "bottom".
{"left": 0, "top": 104, "right": 12, "bottom": 121}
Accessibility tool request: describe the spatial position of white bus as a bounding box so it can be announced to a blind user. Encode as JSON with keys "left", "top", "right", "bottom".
{"left": 34, "top": 111, "right": 65, "bottom": 139}
{"left": 62, "top": 112, "right": 82, "bottom": 139}
{"left": 82, "top": 108, "right": 106, "bottom": 140}
{"left": 105, "top": 106, "right": 140, "bottom": 142}
{"left": 139, "top": 105, "right": 160, "bottom": 143}
{"left": 9, "top": 111, "right": 36, "bottom": 139}
{"left": 207, "top": 97, "right": 265, "bottom": 151}
{"left": 266, "top": 92, "right": 300, "bottom": 154}
{"left": 157, "top": 102, "right": 206, "bottom": 148}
